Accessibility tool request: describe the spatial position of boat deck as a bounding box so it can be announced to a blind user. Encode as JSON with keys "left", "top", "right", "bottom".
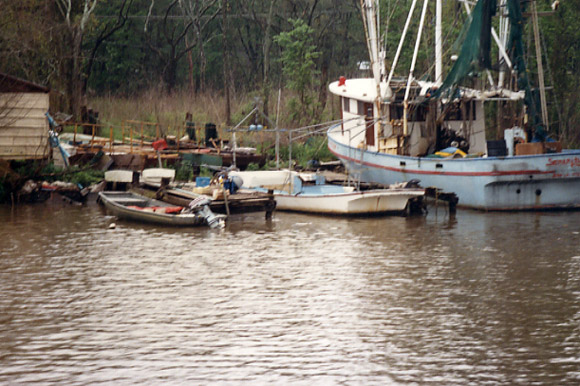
{"left": 131, "top": 186, "right": 276, "bottom": 218}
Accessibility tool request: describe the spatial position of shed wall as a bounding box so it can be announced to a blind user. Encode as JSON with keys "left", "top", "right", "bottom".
{"left": 0, "top": 92, "right": 49, "bottom": 160}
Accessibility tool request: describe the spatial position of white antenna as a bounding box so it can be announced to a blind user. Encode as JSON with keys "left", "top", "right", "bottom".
{"left": 385, "top": 0, "right": 419, "bottom": 99}
{"left": 360, "top": 0, "right": 383, "bottom": 86}
{"left": 435, "top": 0, "right": 443, "bottom": 85}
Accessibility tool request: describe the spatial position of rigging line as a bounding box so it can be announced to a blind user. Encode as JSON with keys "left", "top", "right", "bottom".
{"left": 384, "top": 0, "right": 404, "bottom": 52}
{"left": 385, "top": 0, "right": 462, "bottom": 83}
{"left": 292, "top": 115, "right": 378, "bottom": 141}
{"left": 288, "top": 117, "right": 360, "bottom": 133}
{"left": 539, "top": 18, "right": 563, "bottom": 135}
{"left": 417, "top": 4, "right": 468, "bottom": 83}
{"left": 290, "top": 124, "right": 342, "bottom": 142}
{"left": 337, "top": 117, "right": 380, "bottom": 138}
{"left": 226, "top": 117, "right": 356, "bottom": 134}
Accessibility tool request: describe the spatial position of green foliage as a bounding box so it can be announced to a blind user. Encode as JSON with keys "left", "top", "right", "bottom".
{"left": 274, "top": 19, "right": 320, "bottom": 96}
{"left": 65, "top": 169, "right": 104, "bottom": 188}
{"left": 174, "top": 162, "right": 194, "bottom": 182}
{"left": 245, "top": 162, "right": 260, "bottom": 171}
{"left": 38, "top": 163, "right": 104, "bottom": 188}
{"left": 274, "top": 18, "right": 321, "bottom": 126}
{"left": 290, "top": 136, "right": 335, "bottom": 168}
{"left": 230, "top": 97, "right": 260, "bottom": 127}
{"left": 199, "top": 166, "right": 214, "bottom": 177}
{"left": 262, "top": 135, "right": 336, "bottom": 169}
{"left": 541, "top": 0, "right": 580, "bottom": 145}
{"left": 40, "top": 163, "right": 62, "bottom": 177}
{"left": 11, "top": 161, "right": 39, "bottom": 180}
{"left": 4, "top": 1, "right": 580, "bottom": 146}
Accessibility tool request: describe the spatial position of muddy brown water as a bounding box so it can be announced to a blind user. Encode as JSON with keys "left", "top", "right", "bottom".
{"left": 1, "top": 198, "right": 579, "bottom": 384}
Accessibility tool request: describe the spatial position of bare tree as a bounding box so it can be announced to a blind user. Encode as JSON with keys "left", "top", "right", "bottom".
{"left": 143, "top": 0, "right": 220, "bottom": 93}
{"left": 222, "top": 0, "right": 231, "bottom": 124}
{"left": 83, "top": 0, "right": 134, "bottom": 94}
{"left": 181, "top": 0, "right": 220, "bottom": 92}
{"left": 55, "top": 0, "right": 99, "bottom": 119}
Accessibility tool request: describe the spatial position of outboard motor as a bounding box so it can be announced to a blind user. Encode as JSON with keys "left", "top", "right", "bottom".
{"left": 188, "top": 197, "right": 225, "bottom": 228}
{"left": 198, "top": 205, "right": 225, "bottom": 228}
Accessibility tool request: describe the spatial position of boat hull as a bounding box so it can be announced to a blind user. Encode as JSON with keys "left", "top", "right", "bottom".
{"left": 229, "top": 170, "right": 424, "bottom": 215}
{"left": 328, "top": 125, "right": 580, "bottom": 210}
{"left": 98, "top": 191, "right": 207, "bottom": 226}
{"left": 274, "top": 189, "right": 424, "bottom": 215}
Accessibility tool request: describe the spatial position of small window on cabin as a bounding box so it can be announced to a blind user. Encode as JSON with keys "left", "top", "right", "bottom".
{"left": 357, "top": 101, "right": 366, "bottom": 115}
{"left": 446, "top": 101, "right": 476, "bottom": 121}
{"left": 388, "top": 103, "right": 427, "bottom": 121}
{"left": 342, "top": 97, "right": 350, "bottom": 113}
{"left": 389, "top": 104, "right": 404, "bottom": 120}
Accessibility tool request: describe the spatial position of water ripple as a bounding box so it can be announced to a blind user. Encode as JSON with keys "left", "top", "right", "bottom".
{"left": 0, "top": 203, "right": 579, "bottom": 384}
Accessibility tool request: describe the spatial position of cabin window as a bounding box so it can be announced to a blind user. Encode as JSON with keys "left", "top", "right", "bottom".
{"left": 390, "top": 104, "right": 404, "bottom": 120}
{"left": 357, "top": 101, "right": 366, "bottom": 115}
{"left": 342, "top": 97, "right": 350, "bottom": 113}
{"left": 389, "top": 104, "right": 428, "bottom": 122}
{"left": 445, "top": 101, "right": 476, "bottom": 121}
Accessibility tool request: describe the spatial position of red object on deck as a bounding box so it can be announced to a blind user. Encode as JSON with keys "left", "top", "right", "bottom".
{"left": 152, "top": 139, "right": 168, "bottom": 151}
{"left": 127, "top": 206, "right": 184, "bottom": 214}
{"left": 338, "top": 76, "right": 346, "bottom": 86}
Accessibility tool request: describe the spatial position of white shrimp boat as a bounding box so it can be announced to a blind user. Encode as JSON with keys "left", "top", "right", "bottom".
{"left": 229, "top": 170, "right": 424, "bottom": 215}
{"left": 327, "top": 0, "right": 580, "bottom": 210}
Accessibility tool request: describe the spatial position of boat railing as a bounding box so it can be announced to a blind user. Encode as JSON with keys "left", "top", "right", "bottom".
{"left": 339, "top": 118, "right": 378, "bottom": 189}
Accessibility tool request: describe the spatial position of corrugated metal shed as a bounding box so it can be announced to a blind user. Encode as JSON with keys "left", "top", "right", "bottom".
{"left": 0, "top": 73, "right": 50, "bottom": 160}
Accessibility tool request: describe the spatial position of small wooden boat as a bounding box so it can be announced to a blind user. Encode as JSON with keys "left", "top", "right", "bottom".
{"left": 229, "top": 170, "right": 425, "bottom": 215}
{"left": 151, "top": 186, "right": 276, "bottom": 218}
{"left": 97, "top": 191, "right": 225, "bottom": 227}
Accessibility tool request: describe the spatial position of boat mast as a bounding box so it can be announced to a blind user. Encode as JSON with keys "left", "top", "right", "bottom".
{"left": 360, "top": 0, "right": 383, "bottom": 86}
{"left": 498, "top": 0, "right": 509, "bottom": 88}
{"left": 531, "top": 0, "right": 549, "bottom": 131}
{"left": 360, "top": 0, "right": 383, "bottom": 146}
{"left": 404, "top": 0, "right": 429, "bottom": 136}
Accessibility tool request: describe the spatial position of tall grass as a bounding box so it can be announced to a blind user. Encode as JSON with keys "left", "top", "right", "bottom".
{"left": 91, "top": 89, "right": 244, "bottom": 137}
{"left": 88, "top": 89, "right": 340, "bottom": 167}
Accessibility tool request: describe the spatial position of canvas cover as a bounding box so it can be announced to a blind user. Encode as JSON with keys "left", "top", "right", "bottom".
{"left": 432, "top": 0, "right": 543, "bottom": 138}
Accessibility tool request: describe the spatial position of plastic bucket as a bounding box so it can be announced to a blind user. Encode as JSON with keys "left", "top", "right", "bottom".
{"left": 196, "top": 176, "right": 211, "bottom": 187}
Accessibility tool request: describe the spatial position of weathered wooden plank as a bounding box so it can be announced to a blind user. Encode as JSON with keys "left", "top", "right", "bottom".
{"left": 0, "top": 93, "right": 49, "bottom": 109}
{"left": 0, "top": 145, "right": 49, "bottom": 157}
{"left": 0, "top": 137, "right": 48, "bottom": 146}
{"left": 0, "top": 127, "right": 46, "bottom": 137}
{"left": 0, "top": 106, "right": 48, "bottom": 119}
{"left": 0, "top": 137, "right": 48, "bottom": 147}
{"left": 10, "top": 137, "right": 49, "bottom": 146}
{"left": 0, "top": 117, "right": 47, "bottom": 128}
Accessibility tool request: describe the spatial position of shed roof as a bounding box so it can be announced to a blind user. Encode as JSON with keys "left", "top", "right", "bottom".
{"left": 0, "top": 73, "right": 49, "bottom": 93}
